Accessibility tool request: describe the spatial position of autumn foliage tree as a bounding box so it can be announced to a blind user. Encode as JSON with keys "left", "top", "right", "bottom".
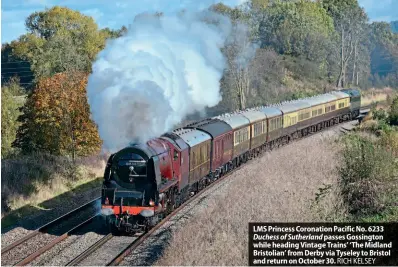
{"left": 13, "top": 72, "right": 102, "bottom": 159}
{"left": 10, "top": 6, "right": 120, "bottom": 80}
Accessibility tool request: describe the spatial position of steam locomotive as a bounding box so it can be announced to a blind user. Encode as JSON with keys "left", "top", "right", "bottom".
{"left": 101, "top": 89, "right": 361, "bottom": 234}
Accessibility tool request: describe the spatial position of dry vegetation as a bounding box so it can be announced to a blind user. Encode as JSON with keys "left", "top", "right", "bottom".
{"left": 155, "top": 131, "right": 345, "bottom": 266}
{"left": 1, "top": 153, "right": 106, "bottom": 218}
{"left": 361, "top": 87, "right": 393, "bottom": 107}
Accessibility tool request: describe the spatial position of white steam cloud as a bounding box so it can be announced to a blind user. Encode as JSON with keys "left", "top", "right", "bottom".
{"left": 87, "top": 10, "right": 235, "bottom": 152}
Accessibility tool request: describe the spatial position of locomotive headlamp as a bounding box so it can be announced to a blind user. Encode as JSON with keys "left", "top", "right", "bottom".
{"left": 149, "top": 199, "right": 155, "bottom": 206}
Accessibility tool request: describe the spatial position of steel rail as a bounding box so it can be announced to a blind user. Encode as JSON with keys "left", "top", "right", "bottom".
{"left": 14, "top": 214, "right": 99, "bottom": 266}
{"left": 66, "top": 233, "right": 114, "bottom": 266}
{"left": 2, "top": 197, "right": 101, "bottom": 254}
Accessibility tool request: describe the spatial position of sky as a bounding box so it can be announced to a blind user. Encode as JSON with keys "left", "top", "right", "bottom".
{"left": 1, "top": 0, "right": 398, "bottom": 44}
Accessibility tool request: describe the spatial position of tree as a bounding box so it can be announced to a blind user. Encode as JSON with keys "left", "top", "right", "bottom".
{"left": 246, "top": 48, "right": 286, "bottom": 105}
{"left": 367, "top": 22, "right": 398, "bottom": 88}
{"left": 100, "top": 26, "right": 128, "bottom": 39}
{"left": 321, "top": 0, "right": 368, "bottom": 88}
{"left": 223, "top": 25, "right": 257, "bottom": 110}
{"left": 260, "top": 0, "right": 335, "bottom": 60}
{"left": 1, "top": 79, "right": 24, "bottom": 158}
{"left": 13, "top": 72, "right": 102, "bottom": 159}
{"left": 10, "top": 7, "right": 108, "bottom": 79}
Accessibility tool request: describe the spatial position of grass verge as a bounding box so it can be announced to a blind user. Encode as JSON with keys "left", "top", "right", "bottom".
{"left": 1, "top": 153, "right": 106, "bottom": 228}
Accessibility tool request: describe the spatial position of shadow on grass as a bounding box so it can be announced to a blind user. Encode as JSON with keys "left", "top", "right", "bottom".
{"left": 1, "top": 177, "right": 103, "bottom": 234}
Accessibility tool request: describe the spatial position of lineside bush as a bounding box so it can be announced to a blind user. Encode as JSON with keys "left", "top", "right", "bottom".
{"left": 338, "top": 133, "right": 398, "bottom": 220}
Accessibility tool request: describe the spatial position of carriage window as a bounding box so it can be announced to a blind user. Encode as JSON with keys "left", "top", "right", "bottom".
{"left": 325, "top": 105, "right": 330, "bottom": 112}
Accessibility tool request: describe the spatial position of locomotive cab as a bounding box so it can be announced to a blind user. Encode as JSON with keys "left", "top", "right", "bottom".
{"left": 101, "top": 145, "right": 162, "bottom": 233}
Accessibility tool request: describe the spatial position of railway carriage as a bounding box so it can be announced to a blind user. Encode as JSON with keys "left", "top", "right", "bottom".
{"left": 186, "top": 118, "right": 233, "bottom": 178}
{"left": 240, "top": 110, "right": 267, "bottom": 155}
{"left": 304, "top": 94, "right": 339, "bottom": 133}
{"left": 260, "top": 107, "right": 283, "bottom": 144}
{"left": 216, "top": 113, "right": 251, "bottom": 166}
{"left": 172, "top": 128, "right": 212, "bottom": 189}
{"left": 277, "top": 100, "right": 312, "bottom": 139}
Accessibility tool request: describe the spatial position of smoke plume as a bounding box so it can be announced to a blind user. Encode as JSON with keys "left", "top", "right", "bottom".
{"left": 87, "top": 2, "right": 249, "bottom": 152}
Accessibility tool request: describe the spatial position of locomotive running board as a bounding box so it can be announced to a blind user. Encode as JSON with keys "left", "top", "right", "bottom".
{"left": 159, "top": 179, "right": 178, "bottom": 193}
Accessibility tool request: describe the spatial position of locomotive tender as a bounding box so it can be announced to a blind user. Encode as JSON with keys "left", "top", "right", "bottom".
{"left": 101, "top": 89, "right": 361, "bottom": 234}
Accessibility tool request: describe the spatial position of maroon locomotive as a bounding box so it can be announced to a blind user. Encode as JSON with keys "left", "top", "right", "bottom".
{"left": 101, "top": 89, "right": 361, "bottom": 234}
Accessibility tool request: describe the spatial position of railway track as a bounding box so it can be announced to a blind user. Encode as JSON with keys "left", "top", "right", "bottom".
{"left": 66, "top": 232, "right": 114, "bottom": 265}
{"left": 1, "top": 197, "right": 101, "bottom": 266}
